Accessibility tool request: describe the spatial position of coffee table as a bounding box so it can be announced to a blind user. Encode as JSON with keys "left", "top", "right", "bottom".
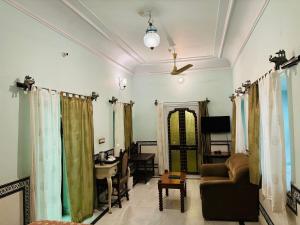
{"left": 158, "top": 170, "right": 187, "bottom": 213}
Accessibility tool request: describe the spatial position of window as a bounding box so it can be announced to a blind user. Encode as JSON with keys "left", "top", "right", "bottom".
{"left": 280, "top": 74, "right": 292, "bottom": 191}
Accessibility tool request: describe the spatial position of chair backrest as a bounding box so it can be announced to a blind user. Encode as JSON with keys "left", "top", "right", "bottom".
{"left": 129, "top": 142, "right": 138, "bottom": 157}
{"left": 118, "top": 150, "right": 129, "bottom": 178}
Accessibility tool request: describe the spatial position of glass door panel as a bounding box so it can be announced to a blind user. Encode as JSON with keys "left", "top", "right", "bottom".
{"left": 170, "top": 111, "right": 180, "bottom": 145}
{"left": 187, "top": 150, "right": 197, "bottom": 173}
{"left": 185, "top": 111, "right": 196, "bottom": 145}
{"left": 170, "top": 150, "right": 181, "bottom": 172}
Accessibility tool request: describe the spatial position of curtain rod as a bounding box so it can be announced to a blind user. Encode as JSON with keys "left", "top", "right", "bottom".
{"left": 230, "top": 70, "right": 272, "bottom": 101}
{"left": 16, "top": 76, "right": 100, "bottom": 101}
{"left": 230, "top": 51, "right": 300, "bottom": 101}
{"left": 154, "top": 98, "right": 210, "bottom": 106}
{"left": 108, "top": 96, "right": 134, "bottom": 105}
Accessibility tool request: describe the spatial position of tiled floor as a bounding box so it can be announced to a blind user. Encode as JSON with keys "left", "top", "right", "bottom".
{"left": 95, "top": 178, "right": 260, "bottom": 225}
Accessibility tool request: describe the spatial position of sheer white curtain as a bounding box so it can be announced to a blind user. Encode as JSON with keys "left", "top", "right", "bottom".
{"left": 259, "top": 75, "right": 271, "bottom": 199}
{"left": 114, "top": 102, "right": 125, "bottom": 156}
{"left": 30, "top": 88, "right": 62, "bottom": 221}
{"left": 259, "top": 71, "right": 286, "bottom": 212}
{"left": 243, "top": 94, "right": 249, "bottom": 149}
{"left": 156, "top": 103, "right": 169, "bottom": 175}
{"left": 235, "top": 96, "right": 247, "bottom": 153}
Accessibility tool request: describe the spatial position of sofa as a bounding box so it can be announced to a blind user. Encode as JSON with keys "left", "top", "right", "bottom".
{"left": 199, "top": 153, "right": 259, "bottom": 222}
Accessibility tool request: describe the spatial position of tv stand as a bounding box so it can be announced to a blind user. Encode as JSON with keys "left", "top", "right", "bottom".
{"left": 204, "top": 139, "right": 231, "bottom": 163}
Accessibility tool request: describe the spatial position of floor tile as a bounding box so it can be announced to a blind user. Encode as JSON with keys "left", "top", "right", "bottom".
{"left": 95, "top": 178, "right": 260, "bottom": 225}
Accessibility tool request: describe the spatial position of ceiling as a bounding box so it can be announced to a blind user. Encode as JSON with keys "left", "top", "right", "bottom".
{"left": 4, "top": 0, "right": 269, "bottom": 74}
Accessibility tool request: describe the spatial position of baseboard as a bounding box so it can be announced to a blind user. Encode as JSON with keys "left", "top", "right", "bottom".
{"left": 259, "top": 202, "right": 274, "bottom": 225}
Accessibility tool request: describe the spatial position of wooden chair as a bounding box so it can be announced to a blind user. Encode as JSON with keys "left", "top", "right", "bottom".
{"left": 112, "top": 149, "right": 130, "bottom": 208}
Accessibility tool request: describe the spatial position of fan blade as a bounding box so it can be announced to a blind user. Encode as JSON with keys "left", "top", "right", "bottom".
{"left": 171, "top": 64, "right": 193, "bottom": 75}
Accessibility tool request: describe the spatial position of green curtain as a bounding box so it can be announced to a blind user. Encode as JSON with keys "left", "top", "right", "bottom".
{"left": 231, "top": 99, "right": 236, "bottom": 155}
{"left": 61, "top": 94, "right": 94, "bottom": 222}
{"left": 62, "top": 142, "right": 71, "bottom": 217}
{"left": 248, "top": 83, "right": 260, "bottom": 185}
{"left": 198, "top": 101, "right": 211, "bottom": 170}
{"left": 124, "top": 103, "right": 133, "bottom": 152}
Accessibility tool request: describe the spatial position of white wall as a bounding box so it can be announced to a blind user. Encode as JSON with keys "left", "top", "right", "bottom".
{"left": 232, "top": 0, "right": 300, "bottom": 224}
{"left": 0, "top": 1, "right": 132, "bottom": 185}
{"left": 233, "top": 0, "right": 300, "bottom": 88}
{"left": 132, "top": 69, "right": 233, "bottom": 141}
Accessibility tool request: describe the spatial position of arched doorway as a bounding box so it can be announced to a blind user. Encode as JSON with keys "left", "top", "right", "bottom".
{"left": 168, "top": 108, "right": 198, "bottom": 174}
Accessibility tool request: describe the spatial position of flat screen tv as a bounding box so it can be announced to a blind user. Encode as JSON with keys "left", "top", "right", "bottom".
{"left": 201, "top": 116, "right": 230, "bottom": 133}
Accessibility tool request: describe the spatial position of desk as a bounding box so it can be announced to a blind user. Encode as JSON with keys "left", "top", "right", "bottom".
{"left": 95, "top": 162, "right": 118, "bottom": 213}
{"left": 130, "top": 153, "right": 155, "bottom": 184}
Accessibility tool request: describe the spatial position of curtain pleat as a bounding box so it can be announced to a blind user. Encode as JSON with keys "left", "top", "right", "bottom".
{"left": 235, "top": 97, "right": 247, "bottom": 153}
{"left": 61, "top": 95, "right": 94, "bottom": 222}
{"left": 114, "top": 102, "right": 125, "bottom": 156}
{"left": 30, "top": 89, "right": 62, "bottom": 221}
{"left": 198, "top": 101, "right": 210, "bottom": 169}
{"left": 259, "top": 76, "right": 272, "bottom": 199}
{"left": 268, "top": 72, "right": 286, "bottom": 212}
{"left": 259, "top": 72, "right": 286, "bottom": 212}
{"left": 248, "top": 83, "right": 260, "bottom": 185}
{"left": 231, "top": 100, "right": 236, "bottom": 155}
{"left": 124, "top": 104, "right": 133, "bottom": 152}
{"left": 156, "top": 103, "right": 168, "bottom": 175}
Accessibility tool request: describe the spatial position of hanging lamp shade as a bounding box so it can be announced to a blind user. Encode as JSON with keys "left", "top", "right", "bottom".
{"left": 143, "top": 23, "right": 160, "bottom": 50}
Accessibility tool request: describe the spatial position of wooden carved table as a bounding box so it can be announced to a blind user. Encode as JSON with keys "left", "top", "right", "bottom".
{"left": 95, "top": 162, "right": 118, "bottom": 213}
{"left": 158, "top": 171, "right": 187, "bottom": 213}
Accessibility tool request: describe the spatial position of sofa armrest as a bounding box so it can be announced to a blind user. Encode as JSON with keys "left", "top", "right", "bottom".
{"left": 199, "top": 180, "right": 259, "bottom": 221}
{"left": 200, "top": 180, "right": 234, "bottom": 191}
{"left": 200, "top": 180, "right": 236, "bottom": 201}
{"left": 200, "top": 163, "right": 228, "bottom": 177}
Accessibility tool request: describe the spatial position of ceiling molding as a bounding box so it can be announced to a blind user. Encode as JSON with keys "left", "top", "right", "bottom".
{"left": 3, "top": 0, "right": 270, "bottom": 74}
{"left": 61, "top": 0, "right": 145, "bottom": 64}
{"left": 232, "top": 0, "right": 270, "bottom": 66}
{"left": 217, "top": 0, "right": 235, "bottom": 58}
{"left": 3, "top": 0, "right": 134, "bottom": 74}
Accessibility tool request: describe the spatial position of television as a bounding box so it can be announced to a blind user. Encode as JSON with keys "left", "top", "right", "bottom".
{"left": 201, "top": 116, "right": 230, "bottom": 133}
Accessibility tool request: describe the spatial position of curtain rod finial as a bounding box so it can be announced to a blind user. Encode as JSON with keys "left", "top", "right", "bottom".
{"left": 154, "top": 99, "right": 158, "bottom": 106}
{"left": 16, "top": 75, "right": 35, "bottom": 91}
{"left": 91, "top": 92, "right": 99, "bottom": 101}
{"left": 109, "top": 96, "right": 118, "bottom": 104}
{"left": 229, "top": 94, "right": 235, "bottom": 102}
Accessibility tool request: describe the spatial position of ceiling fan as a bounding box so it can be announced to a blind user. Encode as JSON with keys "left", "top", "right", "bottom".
{"left": 158, "top": 21, "right": 193, "bottom": 75}
{"left": 170, "top": 51, "right": 193, "bottom": 75}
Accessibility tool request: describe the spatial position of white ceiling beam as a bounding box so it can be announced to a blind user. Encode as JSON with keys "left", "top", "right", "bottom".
{"left": 217, "top": 0, "right": 235, "bottom": 58}
{"left": 231, "top": 0, "right": 270, "bottom": 66}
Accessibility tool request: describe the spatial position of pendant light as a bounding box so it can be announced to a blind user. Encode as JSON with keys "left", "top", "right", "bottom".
{"left": 143, "top": 12, "right": 160, "bottom": 50}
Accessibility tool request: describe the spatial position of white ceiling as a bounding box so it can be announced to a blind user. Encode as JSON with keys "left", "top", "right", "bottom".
{"left": 80, "top": 0, "right": 220, "bottom": 62}
{"left": 4, "top": 0, "right": 270, "bottom": 74}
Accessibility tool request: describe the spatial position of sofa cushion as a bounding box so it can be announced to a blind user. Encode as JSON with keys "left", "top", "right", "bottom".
{"left": 201, "top": 176, "right": 230, "bottom": 182}
{"left": 225, "top": 153, "right": 250, "bottom": 184}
